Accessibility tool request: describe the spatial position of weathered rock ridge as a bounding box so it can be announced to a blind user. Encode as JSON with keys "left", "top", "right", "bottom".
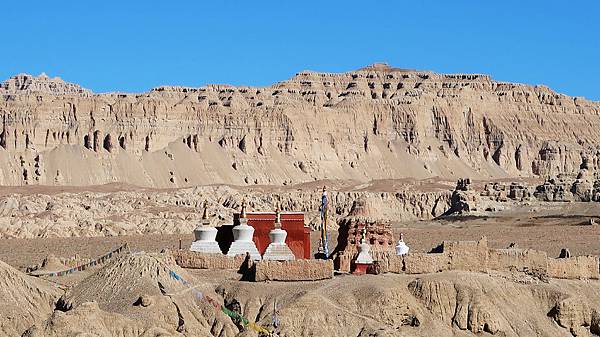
{"left": 0, "top": 182, "right": 451, "bottom": 239}
{"left": 1, "top": 64, "right": 600, "bottom": 187}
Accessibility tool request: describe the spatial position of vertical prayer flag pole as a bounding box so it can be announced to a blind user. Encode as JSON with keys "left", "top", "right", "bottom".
{"left": 319, "top": 186, "right": 330, "bottom": 258}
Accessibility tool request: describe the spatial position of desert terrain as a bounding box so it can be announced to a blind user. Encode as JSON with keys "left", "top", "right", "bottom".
{"left": 2, "top": 65, "right": 600, "bottom": 336}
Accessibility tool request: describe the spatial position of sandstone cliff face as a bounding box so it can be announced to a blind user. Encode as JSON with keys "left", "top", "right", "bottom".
{"left": 1, "top": 64, "right": 599, "bottom": 187}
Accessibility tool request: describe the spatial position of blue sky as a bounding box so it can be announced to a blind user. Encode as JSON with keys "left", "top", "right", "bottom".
{"left": 2, "top": 1, "right": 599, "bottom": 100}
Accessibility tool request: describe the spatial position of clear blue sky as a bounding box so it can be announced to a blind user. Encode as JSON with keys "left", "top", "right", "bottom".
{"left": 2, "top": 1, "right": 599, "bottom": 100}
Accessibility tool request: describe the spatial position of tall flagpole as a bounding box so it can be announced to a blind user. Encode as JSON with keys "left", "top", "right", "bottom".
{"left": 320, "top": 186, "right": 329, "bottom": 258}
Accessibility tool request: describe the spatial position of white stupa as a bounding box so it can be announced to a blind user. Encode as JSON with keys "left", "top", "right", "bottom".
{"left": 190, "top": 200, "right": 222, "bottom": 254}
{"left": 226, "top": 200, "right": 262, "bottom": 260}
{"left": 395, "top": 233, "right": 410, "bottom": 255}
{"left": 355, "top": 226, "right": 374, "bottom": 264}
{"left": 262, "top": 205, "right": 295, "bottom": 261}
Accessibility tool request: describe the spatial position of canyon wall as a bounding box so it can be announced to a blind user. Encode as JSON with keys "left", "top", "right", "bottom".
{"left": 1, "top": 63, "right": 600, "bottom": 187}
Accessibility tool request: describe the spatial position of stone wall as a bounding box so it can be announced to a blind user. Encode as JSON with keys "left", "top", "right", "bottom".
{"left": 253, "top": 260, "right": 334, "bottom": 282}
{"left": 172, "top": 240, "right": 600, "bottom": 281}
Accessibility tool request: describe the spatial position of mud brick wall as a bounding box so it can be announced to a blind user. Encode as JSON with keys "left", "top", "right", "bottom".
{"left": 253, "top": 260, "right": 334, "bottom": 282}
{"left": 172, "top": 250, "right": 245, "bottom": 270}
{"left": 442, "top": 237, "right": 488, "bottom": 272}
{"left": 488, "top": 249, "right": 549, "bottom": 273}
{"left": 402, "top": 253, "right": 450, "bottom": 274}
{"left": 548, "top": 256, "right": 600, "bottom": 280}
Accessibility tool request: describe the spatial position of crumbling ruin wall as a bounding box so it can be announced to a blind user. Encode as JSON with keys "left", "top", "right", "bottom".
{"left": 402, "top": 253, "right": 450, "bottom": 274}
{"left": 335, "top": 253, "right": 352, "bottom": 274}
{"left": 332, "top": 219, "right": 396, "bottom": 273}
{"left": 441, "top": 237, "right": 489, "bottom": 272}
{"left": 488, "top": 248, "right": 549, "bottom": 273}
{"left": 548, "top": 256, "right": 600, "bottom": 280}
{"left": 253, "top": 260, "right": 334, "bottom": 282}
{"left": 380, "top": 238, "right": 599, "bottom": 280}
{"left": 376, "top": 254, "right": 399, "bottom": 274}
{"left": 172, "top": 250, "right": 245, "bottom": 270}
{"left": 172, "top": 241, "right": 600, "bottom": 281}
{"left": 171, "top": 250, "right": 334, "bottom": 281}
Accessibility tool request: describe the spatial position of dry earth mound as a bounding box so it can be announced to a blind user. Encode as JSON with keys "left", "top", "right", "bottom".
{"left": 0, "top": 259, "right": 61, "bottom": 336}
{"left": 210, "top": 270, "right": 600, "bottom": 337}
{"left": 54, "top": 252, "right": 237, "bottom": 337}
{"left": 6, "top": 255, "right": 600, "bottom": 337}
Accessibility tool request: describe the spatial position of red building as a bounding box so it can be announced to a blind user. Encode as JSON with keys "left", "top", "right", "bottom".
{"left": 221, "top": 212, "right": 310, "bottom": 259}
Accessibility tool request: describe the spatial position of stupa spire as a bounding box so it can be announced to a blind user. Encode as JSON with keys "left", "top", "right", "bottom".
{"left": 240, "top": 199, "right": 247, "bottom": 219}
{"left": 202, "top": 199, "right": 208, "bottom": 220}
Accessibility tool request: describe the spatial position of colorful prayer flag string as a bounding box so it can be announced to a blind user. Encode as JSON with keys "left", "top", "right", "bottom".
{"left": 320, "top": 186, "right": 329, "bottom": 258}
{"left": 29, "top": 243, "right": 128, "bottom": 277}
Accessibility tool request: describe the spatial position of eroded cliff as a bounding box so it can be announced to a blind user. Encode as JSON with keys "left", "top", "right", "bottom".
{"left": 1, "top": 63, "right": 599, "bottom": 187}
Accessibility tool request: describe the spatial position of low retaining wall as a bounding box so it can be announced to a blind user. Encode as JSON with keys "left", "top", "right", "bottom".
{"left": 172, "top": 250, "right": 334, "bottom": 282}
{"left": 253, "top": 260, "right": 334, "bottom": 282}
{"left": 172, "top": 250, "right": 245, "bottom": 270}
{"left": 443, "top": 238, "right": 488, "bottom": 273}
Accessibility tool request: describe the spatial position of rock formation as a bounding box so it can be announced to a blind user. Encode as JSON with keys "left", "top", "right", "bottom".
{"left": 0, "top": 183, "right": 451, "bottom": 239}
{"left": 1, "top": 64, "right": 600, "bottom": 187}
{"left": 445, "top": 178, "right": 479, "bottom": 214}
{"left": 534, "top": 157, "right": 600, "bottom": 202}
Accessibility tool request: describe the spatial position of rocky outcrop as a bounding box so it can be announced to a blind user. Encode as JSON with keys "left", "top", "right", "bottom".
{"left": 445, "top": 178, "right": 479, "bottom": 214}
{"left": 0, "top": 73, "right": 91, "bottom": 96}
{"left": 55, "top": 253, "right": 239, "bottom": 337}
{"left": 2, "top": 64, "right": 600, "bottom": 187}
{"left": 534, "top": 158, "right": 600, "bottom": 201}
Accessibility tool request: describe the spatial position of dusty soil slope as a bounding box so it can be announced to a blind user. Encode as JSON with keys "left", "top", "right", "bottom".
{"left": 50, "top": 253, "right": 237, "bottom": 337}
{"left": 7, "top": 251, "right": 600, "bottom": 337}
{"left": 1, "top": 64, "right": 599, "bottom": 187}
{"left": 0, "top": 259, "right": 61, "bottom": 336}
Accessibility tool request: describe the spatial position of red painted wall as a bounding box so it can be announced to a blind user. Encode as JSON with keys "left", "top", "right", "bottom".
{"left": 233, "top": 212, "right": 310, "bottom": 259}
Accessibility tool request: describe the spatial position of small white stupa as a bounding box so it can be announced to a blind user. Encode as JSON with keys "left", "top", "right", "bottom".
{"left": 190, "top": 200, "right": 222, "bottom": 254}
{"left": 226, "top": 199, "right": 262, "bottom": 260}
{"left": 262, "top": 204, "right": 295, "bottom": 261}
{"left": 395, "top": 233, "right": 410, "bottom": 255}
{"left": 355, "top": 226, "right": 374, "bottom": 265}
